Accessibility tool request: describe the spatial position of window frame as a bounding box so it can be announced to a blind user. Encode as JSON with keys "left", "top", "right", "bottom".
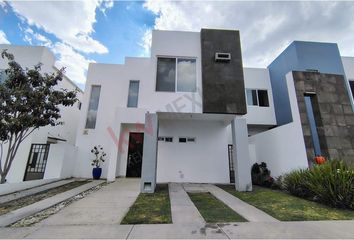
{"left": 246, "top": 88, "right": 270, "bottom": 107}
{"left": 155, "top": 56, "right": 197, "bottom": 93}
{"left": 127, "top": 80, "right": 140, "bottom": 108}
{"left": 84, "top": 85, "right": 101, "bottom": 129}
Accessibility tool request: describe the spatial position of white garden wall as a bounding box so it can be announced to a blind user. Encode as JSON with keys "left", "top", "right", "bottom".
{"left": 248, "top": 72, "right": 308, "bottom": 177}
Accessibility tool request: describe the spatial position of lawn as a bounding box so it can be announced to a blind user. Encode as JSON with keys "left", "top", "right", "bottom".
{"left": 0, "top": 180, "right": 90, "bottom": 216}
{"left": 219, "top": 185, "right": 354, "bottom": 221}
{"left": 188, "top": 192, "right": 247, "bottom": 223}
{"left": 121, "top": 184, "right": 172, "bottom": 224}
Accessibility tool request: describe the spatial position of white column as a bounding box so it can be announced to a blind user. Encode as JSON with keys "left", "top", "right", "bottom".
{"left": 106, "top": 125, "right": 121, "bottom": 182}
{"left": 140, "top": 113, "right": 158, "bottom": 193}
{"left": 231, "top": 117, "right": 252, "bottom": 191}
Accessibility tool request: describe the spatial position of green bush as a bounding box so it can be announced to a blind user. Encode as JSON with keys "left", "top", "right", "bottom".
{"left": 283, "top": 160, "right": 354, "bottom": 209}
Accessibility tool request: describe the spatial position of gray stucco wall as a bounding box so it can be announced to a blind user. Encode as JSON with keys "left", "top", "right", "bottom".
{"left": 293, "top": 71, "right": 354, "bottom": 165}
{"left": 200, "top": 29, "right": 246, "bottom": 115}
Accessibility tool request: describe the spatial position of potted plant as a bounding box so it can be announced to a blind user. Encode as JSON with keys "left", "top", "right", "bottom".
{"left": 90, "top": 145, "right": 106, "bottom": 180}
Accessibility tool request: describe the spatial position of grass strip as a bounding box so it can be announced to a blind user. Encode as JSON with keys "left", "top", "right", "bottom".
{"left": 121, "top": 184, "right": 172, "bottom": 224}
{"left": 0, "top": 180, "right": 90, "bottom": 215}
{"left": 219, "top": 185, "right": 354, "bottom": 221}
{"left": 188, "top": 192, "right": 247, "bottom": 223}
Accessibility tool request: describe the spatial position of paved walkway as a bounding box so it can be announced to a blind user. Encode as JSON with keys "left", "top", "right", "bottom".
{"left": 1, "top": 220, "right": 354, "bottom": 238}
{"left": 168, "top": 183, "right": 205, "bottom": 224}
{"left": 38, "top": 178, "right": 140, "bottom": 226}
{"left": 0, "top": 179, "right": 75, "bottom": 204}
{"left": 0, "top": 180, "right": 103, "bottom": 227}
{"left": 1, "top": 181, "right": 354, "bottom": 239}
{"left": 206, "top": 184, "right": 279, "bottom": 222}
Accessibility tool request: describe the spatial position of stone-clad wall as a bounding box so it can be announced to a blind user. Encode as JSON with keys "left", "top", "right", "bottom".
{"left": 292, "top": 71, "right": 354, "bottom": 165}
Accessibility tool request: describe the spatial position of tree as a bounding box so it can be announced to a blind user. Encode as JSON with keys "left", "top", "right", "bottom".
{"left": 0, "top": 50, "right": 77, "bottom": 183}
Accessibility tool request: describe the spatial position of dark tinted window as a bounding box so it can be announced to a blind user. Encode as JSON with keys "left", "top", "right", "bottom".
{"left": 156, "top": 58, "right": 176, "bottom": 92}
{"left": 258, "top": 90, "right": 269, "bottom": 107}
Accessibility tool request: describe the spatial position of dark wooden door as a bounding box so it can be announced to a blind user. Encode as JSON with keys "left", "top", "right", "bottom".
{"left": 126, "top": 133, "right": 144, "bottom": 177}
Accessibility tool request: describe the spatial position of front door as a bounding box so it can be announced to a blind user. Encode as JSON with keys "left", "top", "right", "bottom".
{"left": 126, "top": 133, "right": 144, "bottom": 177}
{"left": 24, "top": 144, "right": 50, "bottom": 181}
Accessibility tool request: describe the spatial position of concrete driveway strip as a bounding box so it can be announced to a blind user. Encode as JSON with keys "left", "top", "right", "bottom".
{"left": 38, "top": 178, "right": 140, "bottom": 226}
{"left": 206, "top": 184, "right": 279, "bottom": 222}
{"left": 0, "top": 179, "right": 76, "bottom": 204}
{"left": 168, "top": 183, "right": 205, "bottom": 224}
{"left": 0, "top": 180, "right": 103, "bottom": 227}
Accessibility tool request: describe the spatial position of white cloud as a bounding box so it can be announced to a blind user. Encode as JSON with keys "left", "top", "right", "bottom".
{"left": 52, "top": 42, "right": 95, "bottom": 85}
{"left": 139, "top": 29, "right": 152, "bottom": 56}
{"left": 0, "top": 30, "right": 10, "bottom": 44}
{"left": 9, "top": 1, "right": 109, "bottom": 54}
{"left": 143, "top": 1, "right": 354, "bottom": 67}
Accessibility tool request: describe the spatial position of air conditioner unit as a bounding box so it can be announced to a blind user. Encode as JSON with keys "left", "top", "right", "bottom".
{"left": 215, "top": 52, "right": 231, "bottom": 62}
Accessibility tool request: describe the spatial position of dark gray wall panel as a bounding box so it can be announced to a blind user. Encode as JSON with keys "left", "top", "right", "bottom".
{"left": 201, "top": 29, "right": 247, "bottom": 114}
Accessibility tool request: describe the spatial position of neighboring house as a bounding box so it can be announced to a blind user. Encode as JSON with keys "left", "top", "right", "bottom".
{"left": 0, "top": 45, "right": 83, "bottom": 183}
{"left": 71, "top": 29, "right": 353, "bottom": 193}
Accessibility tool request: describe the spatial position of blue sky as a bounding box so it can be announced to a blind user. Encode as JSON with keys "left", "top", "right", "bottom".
{"left": 1, "top": 1, "right": 354, "bottom": 90}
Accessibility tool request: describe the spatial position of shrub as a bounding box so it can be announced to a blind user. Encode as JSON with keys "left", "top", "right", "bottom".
{"left": 251, "top": 162, "right": 274, "bottom": 187}
{"left": 283, "top": 160, "right": 354, "bottom": 210}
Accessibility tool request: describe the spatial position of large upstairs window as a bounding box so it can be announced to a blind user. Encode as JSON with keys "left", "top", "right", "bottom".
{"left": 85, "top": 85, "right": 101, "bottom": 129}
{"left": 156, "top": 57, "right": 196, "bottom": 92}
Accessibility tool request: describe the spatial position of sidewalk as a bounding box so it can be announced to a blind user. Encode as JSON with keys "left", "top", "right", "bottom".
{"left": 1, "top": 220, "right": 354, "bottom": 239}
{"left": 38, "top": 178, "right": 140, "bottom": 226}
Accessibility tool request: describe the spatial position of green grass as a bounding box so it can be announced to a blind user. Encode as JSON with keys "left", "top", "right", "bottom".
{"left": 219, "top": 185, "right": 354, "bottom": 221}
{"left": 121, "top": 184, "right": 172, "bottom": 224}
{"left": 188, "top": 192, "right": 247, "bottom": 223}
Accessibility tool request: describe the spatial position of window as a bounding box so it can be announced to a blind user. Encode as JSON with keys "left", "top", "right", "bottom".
{"left": 127, "top": 80, "right": 139, "bottom": 108}
{"left": 78, "top": 101, "right": 82, "bottom": 110}
{"left": 246, "top": 89, "right": 269, "bottom": 107}
{"left": 158, "top": 136, "right": 173, "bottom": 142}
{"left": 246, "top": 89, "right": 258, "bottom": 106}
{"left": 179, "top": 137, "right": 187, "bottom": 143}
{"left": 187, "top": 137, "right": 196, "bottom": 143}
{"left": 85, "top": 85, "right": 101, "bottom": 129}
{"left": 257, "top": 90, "right": 269, "bottom": 107}
{"left": 350, "top": 81, "right": 354, "bottom": 100}
{"left": 156, "top": 57, "right": 196, "bottom": 92}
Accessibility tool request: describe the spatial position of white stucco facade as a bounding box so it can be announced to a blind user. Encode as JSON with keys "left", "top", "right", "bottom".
{"left": 0, "top": 45, "right": 83, "bottom": 183}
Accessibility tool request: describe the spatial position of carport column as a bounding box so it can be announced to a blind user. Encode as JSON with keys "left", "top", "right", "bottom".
{"left": 140, "top": 113, "right": 158, "bottom": 193}
{"left": 231, "top": 117, "right": 252, "bottom": 191}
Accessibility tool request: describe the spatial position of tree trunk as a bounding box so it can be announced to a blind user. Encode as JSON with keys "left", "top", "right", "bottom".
{"left": 0, "top": 174, "right": 6, "bottom": 184}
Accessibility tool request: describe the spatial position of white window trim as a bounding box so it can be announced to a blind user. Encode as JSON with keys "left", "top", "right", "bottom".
{"left": 127, "top": 80, "right": 140, "bottom": 108}
{"left": 246, "top": 88, "right": 270, "bottom": 108}
{"left": 155, "top": 56, "right": 197, "bottom": 93}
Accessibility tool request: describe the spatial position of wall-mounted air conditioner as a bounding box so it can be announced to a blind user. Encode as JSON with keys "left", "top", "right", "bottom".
{"left": 215, "top": 52, "right": 231, "bottom": 62}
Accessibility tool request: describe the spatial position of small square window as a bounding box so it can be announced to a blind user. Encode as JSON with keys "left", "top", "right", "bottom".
{"left": 179, "top": 137, "right": 187, "bottom": 143}
{"left": 158, "top": 137, "right": 165, "bottom": 141}
{"left": 187, "top": 137, "right": 195, "bottom": 142}
{"left": 165, "top": 137, "right": 173, "bottom": 142}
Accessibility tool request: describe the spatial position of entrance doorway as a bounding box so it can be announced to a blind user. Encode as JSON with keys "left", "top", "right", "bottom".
{"left": 126, "top": 132, "right": 144, "bottom": 177}
{"left": 24, "top": 144, "right": 50, "bottom": 181}
{"left": 228, "top": 144, "right": 235, "bottom": 183}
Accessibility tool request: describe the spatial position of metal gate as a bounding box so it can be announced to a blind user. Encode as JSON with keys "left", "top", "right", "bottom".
{"left": 23, "top": 144, "right": 50, "bottom": 181}
{"left": 228, "top": 144, "right": 235, "bottom": 183}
